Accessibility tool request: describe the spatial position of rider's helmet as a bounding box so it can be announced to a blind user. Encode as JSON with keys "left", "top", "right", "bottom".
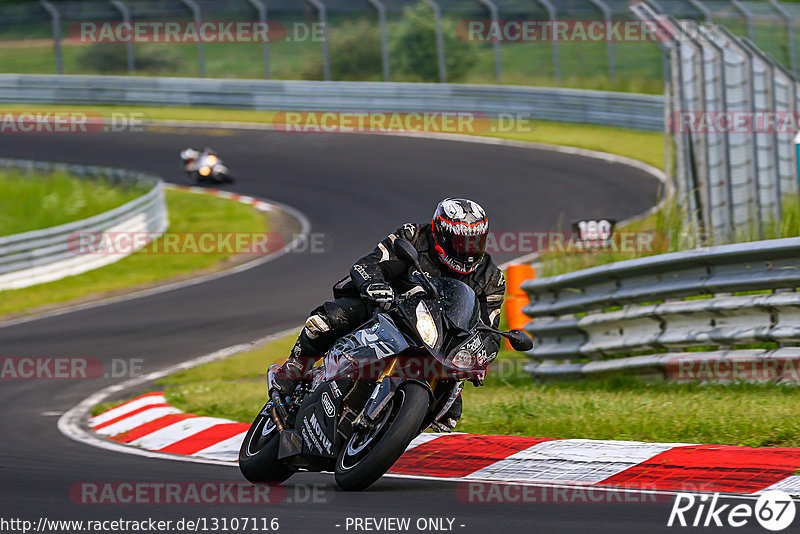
{"left": 431, "top": 198, "right": 489, "bottom": 274}
{"left": 180, "top": 148, "right": 200, "bottom": 161}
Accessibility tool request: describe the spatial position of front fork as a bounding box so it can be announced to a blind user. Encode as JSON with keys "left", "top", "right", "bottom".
{"left": 266, "top": 364, "right": 290, "bottom": 430}
{"left": 357, "top": 357, "right": 455, "bottom": 428}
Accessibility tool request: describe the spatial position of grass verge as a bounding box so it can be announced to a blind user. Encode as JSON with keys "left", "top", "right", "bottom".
{"left": 0, "top": 169, "right": 145, "bottom": 236}
{"left": 153, "top": 334, "right": 800, "bottom": 448}
{"left": 0, "top": 188, "right": 267, "bottom": 317}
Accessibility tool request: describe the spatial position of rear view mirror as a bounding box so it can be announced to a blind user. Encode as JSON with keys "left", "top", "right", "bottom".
{"left": 393, "top": 238, "right": 421, "bottom": 266}
{"left": 506, "top": 330, "right": 533, "bottom": 352}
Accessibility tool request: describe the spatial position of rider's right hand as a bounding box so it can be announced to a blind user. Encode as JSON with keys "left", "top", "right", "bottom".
{"left": 361, "top": 282, "right": 395, "bottom": 310}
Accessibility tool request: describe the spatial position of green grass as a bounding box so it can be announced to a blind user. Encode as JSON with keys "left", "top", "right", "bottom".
{"left": 0, "top": 188, "right": 267, "bottom": 317}
{"left": 537, "top": 194, "right": 800, "bottom": 277}
{"left": 152, "top": 333, "right": 800, "bottom": 447}
{"left": 0, "top": 21, "right": 664, "bottom": 93}
{"left": 459, "top": 352, "right": 800, "bottom": 448}
{"left": 0, "top": 169, "right": 145, "bottom": 236}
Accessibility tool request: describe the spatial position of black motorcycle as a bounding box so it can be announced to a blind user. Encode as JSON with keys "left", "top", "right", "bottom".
{"left": 238, "top": 238, "right": 533, "bottom": 491}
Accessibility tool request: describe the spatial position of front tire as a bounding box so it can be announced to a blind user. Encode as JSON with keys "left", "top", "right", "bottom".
{"left": 334, "top": 382, "right": 429, "bottom": 491}
{"left": 238, "top": 404, "right": 295, "bottom": 484}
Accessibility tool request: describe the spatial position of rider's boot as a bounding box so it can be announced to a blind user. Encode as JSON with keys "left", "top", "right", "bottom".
{"left": 268, "top": 313, "right": 331, "bottom": 397}
{"left": 432, "top": 395, "right": 462, "bottom": 432}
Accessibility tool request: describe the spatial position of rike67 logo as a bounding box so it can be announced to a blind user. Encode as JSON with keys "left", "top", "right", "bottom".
{"left": 668, "top": 491, "right": 796, "bottom": 531}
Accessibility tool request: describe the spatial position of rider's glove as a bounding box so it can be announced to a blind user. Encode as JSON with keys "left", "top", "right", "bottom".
{"left": 362, "top": 282, "right": 395, "bottom": 310}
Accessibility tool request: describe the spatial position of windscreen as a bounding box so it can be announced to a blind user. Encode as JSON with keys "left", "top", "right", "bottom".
{"left": 431, "top": 277, "right": 479, "bottom": 331}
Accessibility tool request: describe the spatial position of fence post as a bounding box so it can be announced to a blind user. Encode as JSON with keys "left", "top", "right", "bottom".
{"left": 795, "top": 132, "right": 800, "bottom": 196}
{"left": 180, "top": 0, "right": 205, "bottom": 77}
{"left": 586, "top": 0, "right": 615, "bottom": 83}
{"left": 110, "top": 0, "right": 135, "bottom": 73}
{"left": 768, "top": 0, "right": 797, "bottom": 75}
{"left": 39, "top": 0, "right": 63, "bottom": 75}
{"left": 247, "top": 0, "right": 270, "bottom": 79}
{"left": 479, "top": 0, "right": 503, "bottom": 82}
{"left": 366, "top": 0, "right": 390, "bottom": 81}
{"left": 703, "top": 33, "right": 735, "bottom": 242}
{"left": 741, "top": 38, "right": 784, "bottom": 226}
{"left": 536, "top": 0, "right": 561, "bottom": 84}
{"left": 306, "top": 0, "right": 331, "bottom": 81}
{"left": 731, "top": 0, "right": 756, "bottom": 43}
{"left": 686, "top": 0, "right": 712, "bottom": 24}
{"left": 714, "top": 26, "right": 764, "bottom": 240}
{"left": 422, "top": 0, "right": 447, "bottom": 83}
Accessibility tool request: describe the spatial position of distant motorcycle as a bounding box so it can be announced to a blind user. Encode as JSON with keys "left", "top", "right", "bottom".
{"left": 238, "top": 238, "right": 533, "bottom": 491}
{"left": 180, "top": 147, "right": 233, "bottom": 184}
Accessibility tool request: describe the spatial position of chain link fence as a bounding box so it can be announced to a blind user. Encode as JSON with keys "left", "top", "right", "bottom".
{"left": 0, "top": 1, "right": 696, "bottom": 91}
{"left": 3, "top": 1, "right": 800, "bottom": 93}
{"left": 632, "top": 2, "right": 800, "bottom": 243}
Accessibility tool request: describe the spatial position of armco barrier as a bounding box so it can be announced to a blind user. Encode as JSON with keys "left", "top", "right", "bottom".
{"left": 0, "top": 75, "right": 665, "bottom": 131}
{"left": 0, "top": 159, "right": 168, "bottom": 291}
{"left": 521, "top": 237, "right": 800, "bottom": 381}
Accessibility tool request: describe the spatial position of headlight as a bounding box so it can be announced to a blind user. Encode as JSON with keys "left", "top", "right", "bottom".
{"left": 199, "top": 166, "right": 211, "bottom": 176}
{"left": 450, "top": 349, "right": 474, "bottom": 369}
{"left": 415, "top": 301, "right": 438, "bottom": 347}
{"left": 206, "top": 155, "right": 218, "bottom": 165}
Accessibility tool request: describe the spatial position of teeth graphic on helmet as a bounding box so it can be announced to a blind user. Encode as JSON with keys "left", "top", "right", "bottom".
{"left": 437, "top": 219, "right": 489, "bottom": 236}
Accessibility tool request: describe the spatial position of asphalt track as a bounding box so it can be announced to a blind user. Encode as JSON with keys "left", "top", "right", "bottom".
{"left": 0, "top": 128, "right": 766, "bottom": 533}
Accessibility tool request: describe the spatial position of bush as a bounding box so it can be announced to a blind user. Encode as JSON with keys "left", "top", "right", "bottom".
{"left": 301, "top": 19, "right": 383, "bottom": 81}
{"left": 77, "top": 43, "right": 181, "bottom": 74}
{"left": 389, "top": 2, "right": 475, "bottom": 82}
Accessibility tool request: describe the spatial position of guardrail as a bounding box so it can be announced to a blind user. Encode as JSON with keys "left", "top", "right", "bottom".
{"left": 0, "top": 159, "right": 168, "bottom": 291}
{"left": 521, "top": 237, "right": 800, "bottom": 381}
{"left": 0, "top": 75, "right": 665, "bottom": 131}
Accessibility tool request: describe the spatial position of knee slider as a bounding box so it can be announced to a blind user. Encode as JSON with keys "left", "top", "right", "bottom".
{"left": 303, "top": 312, "right": 331, "bottom": 339}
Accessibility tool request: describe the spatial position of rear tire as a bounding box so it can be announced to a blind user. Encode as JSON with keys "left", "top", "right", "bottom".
{"left": 238, "top": 404, "right": 295, "bottom": 484}
{"left": 334, "top": 382, "right": 429, "bottom": 491}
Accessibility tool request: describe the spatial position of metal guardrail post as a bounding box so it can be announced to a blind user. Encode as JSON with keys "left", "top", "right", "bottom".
{"left": 634, "top": 4, "right": 696, "bottom": 232}
{"left": 677, "top": 21, "right": 713, "bottom": 238}
{"left": 247, "top": 0, "right": 271, "bottom": 79}
{"left": 768, "top": 0, "right": 797, "bottom": 75}
{"left": 366, "top": 0, "right": 390, "bottom": 81}
{"left": 535, "top": 0, "right": 561, "bottom": 84}
{"left": 741, "top": 37, "right": 784, "bottom": 227}
{"left": 111, "top": 0, "right": 135, "bottom": 74}
{"left": 795, "top": 132, "right": 800, "bottom": 194}
{"left": 694, "top": 25, "right": 736, "bottom": 242}
{"left": 586, "top": 0, "right": 615, "bottom": 83}
{"left": 686, "top": 0, "right": 712, "bottom": 24}
{"left": 180, "top": 0, "right": 206, "bottom": 77}
{"left": 306, "top": 0, "right": 331, "bottom": 81}
{"left": 714, "top": 25, "right": 765, "bottom": 240}
{"left": 39, "top": 0, "right": 63, "bottom": 75}
{"left": 479, "top": 0, "right": 503, "bottom": 82}
{"left": 731, "top": 0, "right": 756, "bottom": 43}
{"left": 422, "top": 0, "right": 447, "bottom": 83}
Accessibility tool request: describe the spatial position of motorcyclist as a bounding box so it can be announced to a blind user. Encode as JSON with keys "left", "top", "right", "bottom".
{"left": 270, "top": 198, "right": 506, "bottom": 430}
{"left": 180, "top": 147, "right": 217, "bottom": 172}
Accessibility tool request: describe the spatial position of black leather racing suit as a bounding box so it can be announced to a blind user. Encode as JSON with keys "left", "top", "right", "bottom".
{"left": 282, "top": 223, "right": 506, "bottom": 420}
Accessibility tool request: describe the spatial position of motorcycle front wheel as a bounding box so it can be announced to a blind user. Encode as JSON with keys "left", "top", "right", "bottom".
{"left": 238, "top": 403, "right": 295, "bottom": 484}
{"left": 334, "top": 382, "right": 429, "bottom": 491}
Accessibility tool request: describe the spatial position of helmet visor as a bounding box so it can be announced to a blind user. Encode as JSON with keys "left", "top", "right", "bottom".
{"left": 447, "top": 232, "right": 487, "bottom": 263}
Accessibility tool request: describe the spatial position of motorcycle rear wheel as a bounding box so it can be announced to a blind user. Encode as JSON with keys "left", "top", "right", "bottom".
{"left": 334, "top": 382, "right": 428, "bottom": 491}
{"left": 238, "top": 404, "right": 295, "bottom": 484}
